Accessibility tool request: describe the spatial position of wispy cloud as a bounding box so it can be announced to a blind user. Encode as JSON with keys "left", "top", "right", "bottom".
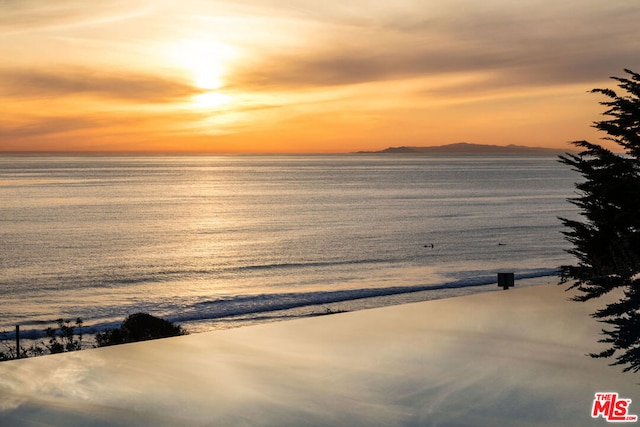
{"left": 0, "top": 117, "right": 99, "bottom": 140}
{"left": 0, "top": 68, "right": 198, "bottom": 102}
{"left": 1, "top": 0, "right": 639, "bottom": 152}
{"left": 0, "top": 0, "right": 148, "bottom": 35}
{"left": 229, "top": 1, "right": 640, "bottom": 92}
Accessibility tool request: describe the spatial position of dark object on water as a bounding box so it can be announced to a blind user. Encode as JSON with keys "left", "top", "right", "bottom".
{"left": 424, "top": 243, "right": 434, "bottom": 248}
{"left": 498, "top": 272, "right": 515, "bottom": 290}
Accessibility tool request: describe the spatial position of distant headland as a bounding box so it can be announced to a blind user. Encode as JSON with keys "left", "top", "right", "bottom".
{"left": 355, "top": 142, "right": 570, "bottom": 155}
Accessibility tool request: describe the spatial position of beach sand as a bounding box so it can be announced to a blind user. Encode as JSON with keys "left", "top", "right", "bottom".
{"left": 0, "top": 283, "right": 637, "bottom": 426}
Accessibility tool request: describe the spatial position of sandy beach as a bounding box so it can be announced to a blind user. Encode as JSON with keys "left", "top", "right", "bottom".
{"left": 0, "top": 283, "right": 637, "bottom": 426}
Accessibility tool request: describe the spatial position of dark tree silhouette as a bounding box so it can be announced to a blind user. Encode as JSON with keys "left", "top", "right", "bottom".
{"left": 45, "top": 318, "right": 83, "bottom": 354}
{"left": 95, "top": 313, "right": 187, "bottom": 347}
{"left": 559, "top": 69, "right": 640, "bottom": 372}
{"left": 1, "top": 318, "right": 83, "bottom": 361}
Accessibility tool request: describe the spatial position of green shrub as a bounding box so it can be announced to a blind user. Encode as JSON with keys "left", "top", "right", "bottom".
{"left": 95, "top": 313, "right": 187, "bottom": 347}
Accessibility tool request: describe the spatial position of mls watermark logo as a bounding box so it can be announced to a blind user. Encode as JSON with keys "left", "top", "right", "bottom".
{"left": 592, "top": 392, "right": 638, "bottom": 422}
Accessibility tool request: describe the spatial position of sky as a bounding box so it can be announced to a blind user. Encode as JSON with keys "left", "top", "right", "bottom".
{"left": 1, "top": 0, "right": 639, "bottom": 153}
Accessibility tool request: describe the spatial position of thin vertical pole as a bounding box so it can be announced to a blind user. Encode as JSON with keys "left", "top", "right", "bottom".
{"left": 15, "top": 325, "right": 20, "bottom": 359}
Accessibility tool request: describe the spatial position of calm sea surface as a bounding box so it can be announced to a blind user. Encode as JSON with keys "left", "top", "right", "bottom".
{"left": 0, "top": 154, "right": 579, "bottom": 338}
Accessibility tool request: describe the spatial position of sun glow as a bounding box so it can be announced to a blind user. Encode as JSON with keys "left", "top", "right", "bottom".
{"left": 171, "top": 39, "right": 236, "bottom": 108}
{"left": 194, "top": 92, "right": 232, "bottom": 108}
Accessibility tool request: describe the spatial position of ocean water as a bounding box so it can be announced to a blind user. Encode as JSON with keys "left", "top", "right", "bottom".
{"left": 0, "top": 154, "right": 579, "bottom": 339}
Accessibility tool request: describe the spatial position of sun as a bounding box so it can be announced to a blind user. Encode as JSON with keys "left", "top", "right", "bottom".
{"left": 170, "top": 39, "right": 236, "bottom": 108}
{"left": 193, "top": 92, "right": 232, "bottom": 109}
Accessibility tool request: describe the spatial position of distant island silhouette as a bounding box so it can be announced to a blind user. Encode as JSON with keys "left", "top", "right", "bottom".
{"left": 356, "top": 142, "right": 570, "bottom": 155}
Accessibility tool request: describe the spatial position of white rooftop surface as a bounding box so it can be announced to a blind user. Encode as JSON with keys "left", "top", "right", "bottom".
{"left": 0, "top": 283, "right": 638, "bottom": 426}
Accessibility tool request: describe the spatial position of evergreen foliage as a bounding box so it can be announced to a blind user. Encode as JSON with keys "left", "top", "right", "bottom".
{"left": 559, "top": 69, "right": 640, "bottom": 372}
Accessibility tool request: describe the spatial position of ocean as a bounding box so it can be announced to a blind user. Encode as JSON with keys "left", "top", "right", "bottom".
{"left": 0, "top": 154, "right": 579, "bottom": 340}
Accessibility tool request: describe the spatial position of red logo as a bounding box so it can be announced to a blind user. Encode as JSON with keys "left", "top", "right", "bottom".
{"left": 592, "top": 392, "right": 638, "bottom": 422}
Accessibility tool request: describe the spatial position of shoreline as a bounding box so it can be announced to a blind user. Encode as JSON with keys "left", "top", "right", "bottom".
{"left": 183, "top": 274, "right": 553, "bottom": 333}
{"left": 2, "top": 274, "right": 553, "bottom": 345}
{"left": 1, "top": 282, "right": 636, "bottom": 426}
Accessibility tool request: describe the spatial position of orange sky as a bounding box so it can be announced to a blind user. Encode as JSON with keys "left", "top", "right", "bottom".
{"left": 1, "top": 1, "right": 639, "bottom": 153}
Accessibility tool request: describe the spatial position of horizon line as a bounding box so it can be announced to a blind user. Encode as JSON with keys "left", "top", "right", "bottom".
{"left": 0, "top": 142, "right": 581, "bottom": 156}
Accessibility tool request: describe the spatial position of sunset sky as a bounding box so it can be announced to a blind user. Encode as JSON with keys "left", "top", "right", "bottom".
{"left": 1, "top": 0, "right": 639, "bottom": 153}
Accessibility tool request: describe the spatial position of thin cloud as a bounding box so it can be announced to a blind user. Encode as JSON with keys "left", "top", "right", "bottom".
{"left": 0, "top": 116, "right": 99, "bottom": 140}
{"left": 0, "top": 0, "right": 148, "bottom": 35}
{"left": 1, "top": 0, "right": 639, "bottom": 152}
{"left": 0, "top": 68, "right": 199, "bottom": 102}
{"left": 0, "top": 107, "right": 230, "bottom": 144}
{"left": 229, "top": 0, "right": 640, "bottom": 91}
